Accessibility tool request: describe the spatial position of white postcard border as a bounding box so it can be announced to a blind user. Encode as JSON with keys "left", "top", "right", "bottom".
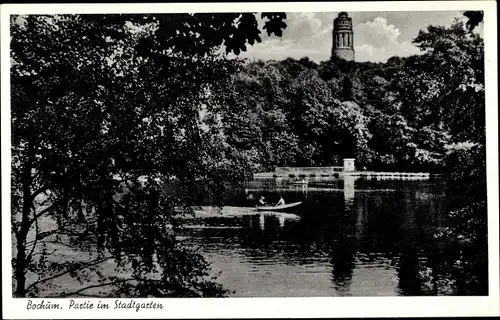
{"left": 1, "top": 1, "right": 498, "bottom": 318}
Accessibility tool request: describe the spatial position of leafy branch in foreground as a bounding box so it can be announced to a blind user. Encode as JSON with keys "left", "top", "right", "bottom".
{"left": 11, "top": 13, "right": 286, "bottom": 298}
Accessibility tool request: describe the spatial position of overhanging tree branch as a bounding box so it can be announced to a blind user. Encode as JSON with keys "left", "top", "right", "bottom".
{"left": 57, "top": 278, "right": 135, "bottom": 297}
{"left": 27, "top": 201, "right": 59, "bottom": 228}
{"left": 25, "top": 255, "right": 115, "bottom": 293}
{"left": 30, "top": 184, "right": 50, "bottom": 201}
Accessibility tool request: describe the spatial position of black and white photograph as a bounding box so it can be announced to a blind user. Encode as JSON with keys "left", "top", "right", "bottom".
{"left": 1, "top": 1, "right": 499, "bottom": 318}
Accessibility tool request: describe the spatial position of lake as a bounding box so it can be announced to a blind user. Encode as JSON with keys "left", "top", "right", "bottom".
{"left": 176, "top": 176, "right": 451, "bottom": 297}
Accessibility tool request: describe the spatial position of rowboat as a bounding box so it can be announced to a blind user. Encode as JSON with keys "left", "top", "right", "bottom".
{"left": 291, "top": 180, "right": 308, "bottom": 185}
{"left": 256, "top": 201, "right": 302, "bottom": 212}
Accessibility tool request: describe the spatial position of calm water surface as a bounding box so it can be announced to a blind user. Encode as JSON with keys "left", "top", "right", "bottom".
{"left": 177, "top": 177, "right": 449, "bottom": 297}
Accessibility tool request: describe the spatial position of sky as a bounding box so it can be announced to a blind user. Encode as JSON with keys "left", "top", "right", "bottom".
{"left": 12, "top": 11, "right": 483, "bottom": 64}
{"left": 238, "top": 11, "right": 482, "bottom": 63}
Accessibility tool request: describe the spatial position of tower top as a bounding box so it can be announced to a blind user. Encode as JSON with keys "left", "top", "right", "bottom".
{"left": 334, "top": 12, "right": 353, "bottom": 31}
{"left": 332, "top": 12, "right": 355, "bottom": 61}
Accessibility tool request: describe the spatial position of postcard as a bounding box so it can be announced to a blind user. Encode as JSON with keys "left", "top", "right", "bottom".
{"left": 1, "top": 1, "right": 498, "bottom": 318}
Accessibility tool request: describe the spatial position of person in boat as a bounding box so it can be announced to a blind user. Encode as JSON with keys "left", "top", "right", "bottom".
{"left": 258, "top": 196, "right": 267, "bottom": 206}
{"left": 275, "top": 195, "right": 285, "bottom": 206}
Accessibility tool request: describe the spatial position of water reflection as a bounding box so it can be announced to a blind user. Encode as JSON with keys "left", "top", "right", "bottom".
{"left": 343, "top": 175, "right": 355, "bottom": 209}
{"left": 278, "top": 214, "right": 285, "bottom": 228}
{"left": 252, "top": 213, "right": 292, "bottom": 231}
{"left": 180, "top": 177, "right": 449, "bottom": 297}
{"left": 330, "top": 210, "right": 357, "bottom": 296}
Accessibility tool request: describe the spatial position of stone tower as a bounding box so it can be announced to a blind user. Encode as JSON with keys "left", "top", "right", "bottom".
{"left": 332, "top": 12, "right": 355, "bottom": 61}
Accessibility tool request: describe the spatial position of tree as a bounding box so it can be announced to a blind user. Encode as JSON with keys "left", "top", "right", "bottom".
{"left": 401, "top": 21, "right": 484, "bottom": 140}
{"left": 341, "top": 76, "right": 354, "bottom": 101}
{"left": 369, "top": 19, "right": 484, "bottom": 172}
{"left": 11, "top": 13, "right": 287, "bottom": 297}
{"left": 463, "top": 11, "right": 484, "bottom": 32}
{"left": 407, "top": 20, "right": 486, "bottom": 295}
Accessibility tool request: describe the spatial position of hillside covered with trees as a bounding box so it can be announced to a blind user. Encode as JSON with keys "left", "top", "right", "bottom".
{"left": 224, "top": 18, "right": 484, "bottom": 175}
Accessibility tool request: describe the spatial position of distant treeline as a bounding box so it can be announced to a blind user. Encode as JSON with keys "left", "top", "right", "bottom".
{"left": 223, "top": 21, "right": 484, "bottom": 175}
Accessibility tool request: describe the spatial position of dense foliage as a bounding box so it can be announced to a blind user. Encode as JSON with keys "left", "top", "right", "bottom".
{"left": 11, "top": 13, "right": 286, "bottom": 297}
{"left": 224, "top": 19, "right": 484, "bottom": 174}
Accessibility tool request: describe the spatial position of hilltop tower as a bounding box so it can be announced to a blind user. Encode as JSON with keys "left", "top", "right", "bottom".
{"left": 332, "top": 12, "right": 355, "bottom": 61}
